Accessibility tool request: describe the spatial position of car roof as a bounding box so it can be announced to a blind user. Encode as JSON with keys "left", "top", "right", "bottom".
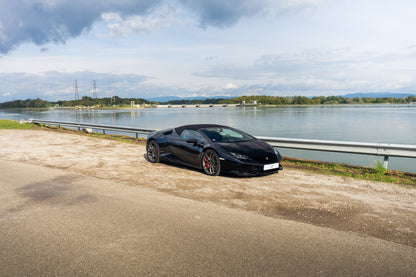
{"left": 175, "top": 124, "right": 227, "bottom": 136}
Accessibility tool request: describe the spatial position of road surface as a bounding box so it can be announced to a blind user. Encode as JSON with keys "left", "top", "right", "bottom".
{"left": 1, "top": 159, "right": 415, "bottom": 276}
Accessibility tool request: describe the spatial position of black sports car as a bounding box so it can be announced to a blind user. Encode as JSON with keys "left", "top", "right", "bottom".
{"left": 146, "top": 124, "right": 283, "bottom": 177}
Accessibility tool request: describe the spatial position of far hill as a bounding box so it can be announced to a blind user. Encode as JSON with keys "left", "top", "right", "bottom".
{"left": 343, "top": 92, "right": 416, "bottom": 98}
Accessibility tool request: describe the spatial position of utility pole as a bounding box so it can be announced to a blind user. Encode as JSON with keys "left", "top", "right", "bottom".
{"left": 74, "top": 80, "right": 79, "bottom": 100}
{"left": 111, "top": 81, "right": 116, "bottom": 102}
{"left": 92, "top": 80, "right": 97, "bottom": 99}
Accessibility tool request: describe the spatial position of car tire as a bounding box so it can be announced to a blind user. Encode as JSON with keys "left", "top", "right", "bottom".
{"left": 202, "top": 149, "right": 221, "bottom": 176}
{"left": 146, "top": 140, "right": 160, "bottom": 163}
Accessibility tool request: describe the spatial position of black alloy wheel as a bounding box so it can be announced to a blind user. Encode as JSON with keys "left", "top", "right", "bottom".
{"left": 202, "top": 150, "right": 221, "bottom": 176}
{"left": 146, "top": 140, "right": 160, "bottom": 163}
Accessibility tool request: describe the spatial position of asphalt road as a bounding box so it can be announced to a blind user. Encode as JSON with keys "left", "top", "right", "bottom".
{"left": 1, "top": 159, "right": 415, "bottom": 276}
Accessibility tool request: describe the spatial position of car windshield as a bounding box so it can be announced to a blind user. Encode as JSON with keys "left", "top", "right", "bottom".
{"left": 200, "top": 127, "right": 254, "bottom": 143}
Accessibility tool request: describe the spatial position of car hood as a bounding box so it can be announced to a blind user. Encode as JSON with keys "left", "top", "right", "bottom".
{"left": 216, "top": 139, "right": 279, "bottom": 163}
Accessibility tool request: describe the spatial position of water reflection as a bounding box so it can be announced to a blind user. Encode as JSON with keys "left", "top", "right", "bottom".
{"left": 112, "top": 110, "right": 116, "bottom": 125}
{"left": 75, "top": 110, "right": 80, "bottom": 123}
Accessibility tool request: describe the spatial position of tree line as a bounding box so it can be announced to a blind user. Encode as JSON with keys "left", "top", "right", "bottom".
{"left": 0, "top": 96, "right": 153, "bottom": 108}
{"left": 1, "top": 95, "right": 415, "bottom": 108}
{"left": 159, "top": 95, "right": 416, "bottom": 105}
{"left": 217, "top": 95, "right": 416, "bottom": 105}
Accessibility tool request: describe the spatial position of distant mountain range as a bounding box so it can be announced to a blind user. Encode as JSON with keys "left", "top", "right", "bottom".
{"left": 341, "top": 92, "right": 416, "bottom": 98}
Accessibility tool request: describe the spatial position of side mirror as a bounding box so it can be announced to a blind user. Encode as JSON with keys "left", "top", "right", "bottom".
{"left": 187, "top": 138, "right": 201, "bottom": 146}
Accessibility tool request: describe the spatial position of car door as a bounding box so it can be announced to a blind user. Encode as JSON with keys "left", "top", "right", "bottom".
{"left": 171, "top": 129, "right": 205, "bottom": 167}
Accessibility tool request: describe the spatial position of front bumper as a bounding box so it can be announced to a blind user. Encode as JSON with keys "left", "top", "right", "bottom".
{"left": 221, "top": 160, "right": 283, "bottom": 177}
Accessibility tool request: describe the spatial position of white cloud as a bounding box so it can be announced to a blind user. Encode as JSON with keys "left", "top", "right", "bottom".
{"left": 102, "top": 4, "right": 178, "bottom": 37}
{"left": 225, "top": 83, "right": 238, "bottom": 89}
{"left": 101, "top": 13, "right": 122, "bottom": 22}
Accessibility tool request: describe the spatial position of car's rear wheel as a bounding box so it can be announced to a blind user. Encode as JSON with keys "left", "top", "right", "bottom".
{"left": 146, "top": 140, "right": 160, "bottom": 163}
{"left": 202, "top": 150, "right": 221, "bottom": 176}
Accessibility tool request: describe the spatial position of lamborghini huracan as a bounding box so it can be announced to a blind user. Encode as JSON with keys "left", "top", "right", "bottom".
{"left": 146, "top": 124, "right": 283, "bottom": 177}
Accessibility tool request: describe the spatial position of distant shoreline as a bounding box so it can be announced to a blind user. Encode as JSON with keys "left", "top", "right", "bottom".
{"left": 1, "top": 102, "right": 415, "bottom": 111}
{"left": 1, "top": 94, "right": 416, "bottom": 109}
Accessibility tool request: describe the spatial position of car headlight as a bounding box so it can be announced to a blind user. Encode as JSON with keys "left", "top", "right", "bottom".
{"left": 229, "top": 152, "right": 250, "bottom": 160}
{"left": 273, "top": 147, "right": 281, "bottom": 159}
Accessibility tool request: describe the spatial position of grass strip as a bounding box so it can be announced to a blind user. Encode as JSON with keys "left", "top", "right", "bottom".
{"left": 283, "top": 157, "right": 416, "bottom": 187}
{"left": 0, "top": 119, "right": 39, "bottom": 129}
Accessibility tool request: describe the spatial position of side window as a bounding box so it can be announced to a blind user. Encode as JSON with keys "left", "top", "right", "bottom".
{"left": 180, "top": 130, "right": 204, "bottom": 144}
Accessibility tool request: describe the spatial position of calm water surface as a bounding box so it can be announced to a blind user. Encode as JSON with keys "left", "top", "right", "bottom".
{"left": 1, "top": 105, "right": 415, "bottom": 172}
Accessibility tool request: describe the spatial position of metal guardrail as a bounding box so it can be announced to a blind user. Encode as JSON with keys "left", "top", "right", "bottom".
{"left": 28, "top": 119, "right": 416, "bottom": 169}
{"left": 29, "top": 119, "right": 155, "bottom": 139}
{"left": 257, "top": 136, "right": 416, "bottom": 169}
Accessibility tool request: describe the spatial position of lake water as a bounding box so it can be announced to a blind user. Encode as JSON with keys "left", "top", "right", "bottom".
{"left": 1, "top": 105, "right": 416, "bottom": 173}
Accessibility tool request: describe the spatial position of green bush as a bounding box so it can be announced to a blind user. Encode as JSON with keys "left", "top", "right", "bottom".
{"left": 373, "top": 161, "right": 387, "bottom": 175}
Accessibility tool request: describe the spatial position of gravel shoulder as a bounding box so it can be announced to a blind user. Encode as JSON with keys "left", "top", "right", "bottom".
{"left": 1, "top": 129, "right": 415, "bottom": 247}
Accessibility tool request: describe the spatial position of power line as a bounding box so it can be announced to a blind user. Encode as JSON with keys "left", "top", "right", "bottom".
{"left": 92, "top": 80, "right": 97, "bottom": 99}
{"left": 74, "top": 80, "right": 79, "bottom": 100}
{"left": 111, "top": 81, "right": 116, "bottom": 102}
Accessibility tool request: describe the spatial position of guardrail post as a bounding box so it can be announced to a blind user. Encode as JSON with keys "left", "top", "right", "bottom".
{"left": 136, "top": 133, "right": 139, "bottom": 139}
{"left": 103, "top": 129, "right": 106, "bottom": 135}
{"left": 383, "top": 156, "right": 389, "bottom": 169}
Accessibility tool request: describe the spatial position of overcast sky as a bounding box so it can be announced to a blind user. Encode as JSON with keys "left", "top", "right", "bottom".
{"left": 1, "top": 0, "right": 415, "bottom": 101}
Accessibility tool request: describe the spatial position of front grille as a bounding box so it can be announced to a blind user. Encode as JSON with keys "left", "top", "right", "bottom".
{"left": 253, "top": 154, "right": 277, "bottom": 164}
{"left": 231, "top": 165, "right": 262, "bottom": 177}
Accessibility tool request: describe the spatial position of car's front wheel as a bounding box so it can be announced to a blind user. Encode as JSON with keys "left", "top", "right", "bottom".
{"left": 146, "top": 140, "right": 160, "bottom": 163}
{"left": 202, "top": 150, "right": 221, "bottom": 176}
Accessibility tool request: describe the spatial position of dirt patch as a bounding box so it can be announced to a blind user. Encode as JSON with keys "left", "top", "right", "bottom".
{"left": 1, "top": 129, "right": 415, "bottom": 247}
